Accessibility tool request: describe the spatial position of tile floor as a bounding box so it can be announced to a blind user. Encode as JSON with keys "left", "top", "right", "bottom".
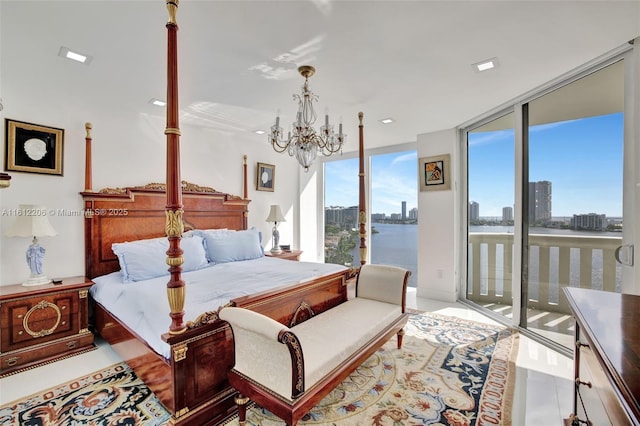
{"left": 0, "top": 288, "right": 574, "bottom": 425}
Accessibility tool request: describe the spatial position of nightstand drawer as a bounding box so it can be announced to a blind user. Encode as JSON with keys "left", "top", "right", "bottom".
{"left": 1, "top": 332, "right": 94, "bottom": 373}
{"left": 2, "top": 293, "right": 79, "bottom": 351}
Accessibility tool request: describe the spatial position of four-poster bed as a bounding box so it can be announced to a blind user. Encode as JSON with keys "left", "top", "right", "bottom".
{"left": 82, "top": 2, "right": 368, "bottom": 424}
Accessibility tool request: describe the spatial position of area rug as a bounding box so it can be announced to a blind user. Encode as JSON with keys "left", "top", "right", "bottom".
{"left": 224, "top": 311, "right": 519, "bottom": 426}
{"left": 0, "top": 311, "right": 518, "bottom": 426}
{"left": 0, "top": 363, "right": 171, "bottom": 425}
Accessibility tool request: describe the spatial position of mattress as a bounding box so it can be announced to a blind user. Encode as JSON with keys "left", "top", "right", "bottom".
{"left": 90, "top": 256, "right": 347, "bottom": 358}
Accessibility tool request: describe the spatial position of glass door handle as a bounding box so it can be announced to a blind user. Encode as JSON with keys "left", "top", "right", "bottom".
{"left": 614, "top": 244, "right": 634, "bottom": 266}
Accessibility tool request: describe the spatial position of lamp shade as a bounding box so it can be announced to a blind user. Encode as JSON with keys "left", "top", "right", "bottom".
{"left": 6, "top": 205, "right": 57, "bottom": 238}
{"left": 265, "top": 205, "right": 286, "bottom": 223}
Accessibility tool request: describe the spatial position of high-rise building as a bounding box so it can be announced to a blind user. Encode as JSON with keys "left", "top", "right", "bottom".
{"left": 528, "top": 181, "right": 552, "bottom": 224}
{"left": 502, "top": 206, "right": 513, "bottom": 222}
{"left": 469, "top": 201, "right": 479, "bottom": 222}
{"left": 401, "top": 201, "right": 407, "bottom": 220}
{"left": 408, "top": 207, "right": 418, "bottom": 220}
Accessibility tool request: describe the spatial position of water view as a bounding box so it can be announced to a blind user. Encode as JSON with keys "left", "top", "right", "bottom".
{"left": 332, "top": 223, "right": 622, "bottom": 292}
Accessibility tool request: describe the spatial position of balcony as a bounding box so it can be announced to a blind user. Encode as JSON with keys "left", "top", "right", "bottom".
{"left": 467, "top": 232, "right": 622, "bottom": 346}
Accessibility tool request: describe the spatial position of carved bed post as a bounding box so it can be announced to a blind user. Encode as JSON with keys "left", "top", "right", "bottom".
{"left": 243, "top": 155, "right": 248, "bottom": 199}
{"left": 358, "top": 112, "right": 367, "bottom": 266}
{"left": 165, "top": 0, "right": 186, "bottom": 334}
{"left": 84, "top": 122, "right": 92, "bottom": 192}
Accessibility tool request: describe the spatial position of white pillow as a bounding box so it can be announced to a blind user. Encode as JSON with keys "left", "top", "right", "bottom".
{"left": 205, "top": 228, "right": 264, "bottom": 263}
{"left": 112, "top": 235, "right": 209, "bottom": 282}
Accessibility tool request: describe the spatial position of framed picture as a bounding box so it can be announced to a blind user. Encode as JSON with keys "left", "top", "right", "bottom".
{"left": 5, "top": 119, "right": 64, "bottom": 176}
{"left": 256, "top": 162, "right": 275, "bottom": 192}
{"left": 419, "top": 154, "right": 450, "bottom": 191}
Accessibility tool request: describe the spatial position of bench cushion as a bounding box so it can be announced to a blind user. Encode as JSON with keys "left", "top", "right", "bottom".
{"left": 291, "top": 298, "right": 401, "bottom": 399}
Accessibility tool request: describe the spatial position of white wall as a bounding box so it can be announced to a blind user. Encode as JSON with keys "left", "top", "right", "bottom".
{"left": 416, "top": 129, "right": 459, "bottom": 302}
{"left": 0, "top": 108, "right": 301, "bottom": 287}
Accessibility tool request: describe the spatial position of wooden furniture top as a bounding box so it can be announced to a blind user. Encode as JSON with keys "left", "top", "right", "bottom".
{"left": 563, "top": 287, "right": 640, "bottom": 422}
{"left": 265, "top": 250, "right": 303, "bottom": 260}
{"left": 0, "top": 276, "right": 92, "bottom": 300}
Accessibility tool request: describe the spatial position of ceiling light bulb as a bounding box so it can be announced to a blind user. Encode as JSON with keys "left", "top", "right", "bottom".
{"left": 472, "top": 57, "right": 499, "bottom": 73}
{"left": 477, "top": 61, "right": 494, "bottom": 71}
{"left": 66, "top": 51, "right": 87, "bottom": 63}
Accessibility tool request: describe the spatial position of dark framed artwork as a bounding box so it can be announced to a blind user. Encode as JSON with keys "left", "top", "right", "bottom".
{"left": 5, "top": 119, "right": 64, "bottom": 176}
{"left": 419, "top": 154, "right": 450, "bottom": 191}
{"left": 256, "top": 162, "right": 275, "bottom": 192}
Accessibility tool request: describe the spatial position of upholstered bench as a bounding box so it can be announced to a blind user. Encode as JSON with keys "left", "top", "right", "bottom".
{"left": 219, "top": 264, "right": 410, "bottom": 426}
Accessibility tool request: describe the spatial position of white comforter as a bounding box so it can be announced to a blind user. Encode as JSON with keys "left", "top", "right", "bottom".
{"left": 90, "top": 256, "right": 347, "bottom": 358}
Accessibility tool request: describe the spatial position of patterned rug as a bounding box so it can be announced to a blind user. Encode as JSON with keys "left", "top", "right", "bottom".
{"left": 0, "top": 363, "right": 171, "bottom": 425}
{"left": 0, "top": 311, "right": 518, "bottom": 426}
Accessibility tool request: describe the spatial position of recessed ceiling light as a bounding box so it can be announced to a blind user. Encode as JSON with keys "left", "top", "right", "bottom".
{"left": 472, "top": 57, "right": 499, "bottom": 72}
{"left": 58, "top": 46, "right": 92, "bottom": 65}
{"left": 255, "top": 130, "right": 266, "bottom": 135}
{"left": 380, "top": 118, "right": 394, "bottom": 124}
{"left": 149, "top": 98, "right": 166, "bottom": 107}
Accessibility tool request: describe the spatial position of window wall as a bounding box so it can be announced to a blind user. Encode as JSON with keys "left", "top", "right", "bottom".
{"left": 323, "top": 147, "right": 418, "bottom": 286}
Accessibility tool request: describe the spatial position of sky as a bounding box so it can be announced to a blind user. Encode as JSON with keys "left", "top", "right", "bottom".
{"left": 325, "top": 112, "right": 624, "bottom": 218}
{"left": 469, "top": 112, "right": 623, "bottom": 218}
{"left": 325, "top": 150, "right": 417, "bottom": 216}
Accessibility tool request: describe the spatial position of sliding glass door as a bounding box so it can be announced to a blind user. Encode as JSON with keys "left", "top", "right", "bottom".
{"left": 523, "top": 61, "right": 624, "bottom": 348}
{"left": 465, "top": 57, "right": 627, "bottom": 350}
{"left": 467, "top": 113, "right": 515, "bottom": 318}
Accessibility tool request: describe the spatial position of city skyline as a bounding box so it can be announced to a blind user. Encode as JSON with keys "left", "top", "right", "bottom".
{"left": 325, "top": 150, "right": 417, "bottom": 216}
{"left": 326, "top": 112, "right": 623, "bottom": 218}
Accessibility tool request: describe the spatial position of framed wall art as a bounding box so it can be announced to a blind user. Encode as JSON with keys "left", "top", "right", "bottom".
{"left": 419, "top": 154, "right": 450, "bottom": 191}
{"left": 5, "top": 119, "right": 64, "bottom": 176}
{"left": 256, "top": 162, "right": 275, "bottom": 192}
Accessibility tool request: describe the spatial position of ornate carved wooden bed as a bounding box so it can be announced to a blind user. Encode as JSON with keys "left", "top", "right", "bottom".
{"left": 80, "top": 2, "right": 368, "bottom": 425}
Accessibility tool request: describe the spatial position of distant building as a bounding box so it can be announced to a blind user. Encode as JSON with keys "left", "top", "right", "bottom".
{"left": 401, "top": 201, "right": 407, "bottom": 220}
{"left": 371, "top": 213, "right": 386, "bottom": 221}
{"left": 469, "top": 201, "right": 479, "bottom": 222}
{"left": 528, "top": 181, "right": 552, "bottom": 224}
{"left": 325, "top": 206, "right": 358, "bottom": 228}
{"left": 390, "top": 213, "right": 402, "bottom": 221}
{"left": 408, "top": 207, "right": 418, "bottom": 220}
{"left": 502, "top": 206, "right": 513, "bottom": 222}
{"left": 571, "top": 213, "right": 607, "bottom": 231}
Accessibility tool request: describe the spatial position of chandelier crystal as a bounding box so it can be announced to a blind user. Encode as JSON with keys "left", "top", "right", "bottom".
{"left": 269, "top": 65, "right": 346, "bottom": 172}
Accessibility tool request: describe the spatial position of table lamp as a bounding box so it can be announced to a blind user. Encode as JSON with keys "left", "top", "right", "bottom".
{"left": 6, "top": 205, "right": 57, "bottom": 286}
{"left": 265, "top": 204, "right": 286, "bottom": 254}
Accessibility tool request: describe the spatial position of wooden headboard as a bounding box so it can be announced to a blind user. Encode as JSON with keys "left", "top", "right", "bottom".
{"left": 81, "top": 182, "right": 249, "bottom": 279}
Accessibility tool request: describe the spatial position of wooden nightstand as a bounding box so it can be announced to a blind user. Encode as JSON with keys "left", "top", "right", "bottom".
{"left": 0, "top": 276, "right": 95, "bottom": 376}
{"left": 265, "top": 250, "right": 303, "bottom": 261}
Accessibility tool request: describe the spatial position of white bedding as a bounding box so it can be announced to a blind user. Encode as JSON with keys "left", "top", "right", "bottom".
{"left": 90, "top": 256, "right": 347, "bottom": 358}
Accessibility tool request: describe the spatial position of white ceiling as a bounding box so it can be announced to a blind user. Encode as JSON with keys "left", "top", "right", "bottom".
{"left": 1, "top": 1, "right": 639, "bottom": 153}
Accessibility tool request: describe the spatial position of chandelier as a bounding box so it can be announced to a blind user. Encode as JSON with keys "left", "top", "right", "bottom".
{"left": 269, "top": 65, "right": 346, "bottom": 172}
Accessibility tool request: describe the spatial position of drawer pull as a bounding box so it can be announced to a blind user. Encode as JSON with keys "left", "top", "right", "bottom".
{"left": 61, "top": 305, "right": 67, "bottom": 310}
{"left": 575, "top": 378, "right": 592, "bottom": 388}
{"left": 576, "top": 341, "right": 590, "bottom": 350}
{"left": 23, "top": 300, "right": 61, "bottom": 338}
{"left": 67, "top": 341, "right": 77, "bottom": 349}
{"left": 6, "top": 357, "right": 18, "bottom": 367}
{"left": 17, "top": 314, "right": 24, "bottom": 319}
{"left": 18, "top": 330, "right": 23, "bottom": 335}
